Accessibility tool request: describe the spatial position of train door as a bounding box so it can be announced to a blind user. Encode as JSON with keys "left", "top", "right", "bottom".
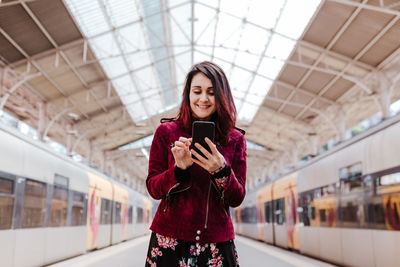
{"left": 272, "top": 172, "right": 299, "bottom": 249}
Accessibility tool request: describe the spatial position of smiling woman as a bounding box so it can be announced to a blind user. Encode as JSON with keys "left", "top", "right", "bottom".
{"left": 145, "top": 61, "right": 247, "bottom": 266}
{"left": 189, "top": 72, "right": 216, "bottom": 121}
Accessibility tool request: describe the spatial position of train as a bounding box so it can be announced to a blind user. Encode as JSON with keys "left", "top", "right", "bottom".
{"left": 0, "top": 122, "right": 152, "bottom": 267}
{"left": 234, "top": 114, "right": 400, "bottom": 267}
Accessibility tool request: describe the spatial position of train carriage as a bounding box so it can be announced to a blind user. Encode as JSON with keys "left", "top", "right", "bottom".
{"left": 237, "top": 115, "right": 400, "bottom": 267}
{"left": 0, "top": 122, "right": 151, "bottom": 267}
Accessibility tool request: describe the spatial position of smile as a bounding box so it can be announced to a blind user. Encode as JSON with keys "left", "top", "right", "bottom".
{"left": 197, "top": 105, "right": 211, "bottom": 110}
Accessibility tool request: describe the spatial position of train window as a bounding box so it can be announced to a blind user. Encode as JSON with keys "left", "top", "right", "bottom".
{"left": 380, "top": 172, "right": 400, "bottom": 186}
{"left": 341, "top": 178, "right": 363, "bottom": 194}
{"left": 51, "top": 185, "right": 68, "bottom": 227}
{"left": 274, "top": 198, "right": 285, "bottom": 225}
{"left": 339, "top": 162, "right": 362, "bottom": 180}
{"left": 100, "top": 198, "right": 111, "bottom": 224}
{"left": 376, "top": 172, "right": 400, "bottom": 195}
{"left": 0, "top": 176, "right": 14, "bottom": 230}
{"left": 114, "top": 201, "right": 122, "bottom": 224}
{"left": 21, "top": 179, "right": 47, "bottom": 228}
{"left": 299, "top": 192, "right": 313, "bottom": 226}
{"left": 0, "top": 177, "right": 13, "bottom": 194}
{"left": 322, "top": 184, "right": 335, "bottom": 197}
{"left": 71, "top": 191, "right": 86, "bottom": 226}
{"left": 311, "top": 207, "right": 316, "bottom": 220}
{"left": 313, "top": 188, "right": 322, "bottom": 198}
{"left": 366, "top": 199, "right": 386, "bottom": 230}
{"left": 319, "top": 209, "right": 326, "bottom": 222}
{"left": 137, "top": 207, "right": 144, "bottom": 223}
{"left": 0, "top": 197, "right": 13, "bottom": 229}
{"left": 128, "top": 206, "right": 133, "bottom": 224}
{"left": 363, "top": 175, "right": 372, "bottom": 188}
{"left": 339, "top": 201, "right": 359, "bottom": 224}
{"left": 264, "top": 201, "right": 272, "bottom": 223}
{"left": 241, "top": 206, "right": 257, "bottom": 223}
{"left": 54, "top": 174, "right": 69, "bottom": 188}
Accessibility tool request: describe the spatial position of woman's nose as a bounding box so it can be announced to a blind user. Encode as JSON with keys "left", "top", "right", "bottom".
{"left": 199, "top": 92, "right": 208, "bottom": 101}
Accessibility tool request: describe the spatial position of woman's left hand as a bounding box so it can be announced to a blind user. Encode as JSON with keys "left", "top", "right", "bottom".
{"left": 191, "top": 137, "right": 226, "bottom": 173}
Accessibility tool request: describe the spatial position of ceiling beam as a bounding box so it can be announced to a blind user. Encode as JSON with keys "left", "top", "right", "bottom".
{"left": 0, "top": 26, "right": 90, "bottom": 119}
{"left": 328, "top": 0, "right": 400, "bottom": 16}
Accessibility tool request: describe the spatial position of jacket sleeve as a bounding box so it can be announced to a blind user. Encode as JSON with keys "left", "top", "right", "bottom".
{"left": 223, "top": 133, "right": 247, "bottom": 207}
{"left": 146, "top": 125, "right": 177, "bottom": 200}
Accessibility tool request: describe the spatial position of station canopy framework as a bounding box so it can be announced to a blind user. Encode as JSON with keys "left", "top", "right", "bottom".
{"left": 1, "top": 0, "right": 400, "bottom": 191}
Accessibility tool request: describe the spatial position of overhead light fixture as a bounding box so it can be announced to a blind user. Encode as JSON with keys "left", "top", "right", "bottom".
{"left": 68, "top": 112, "right": 80, "bottom": 120}
{"left": 136, "top": 130, "right": 148, "bottom": 135}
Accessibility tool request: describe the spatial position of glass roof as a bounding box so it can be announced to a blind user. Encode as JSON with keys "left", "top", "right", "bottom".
{"left": 65, "top": 0, "right": 320, "bottom": 123}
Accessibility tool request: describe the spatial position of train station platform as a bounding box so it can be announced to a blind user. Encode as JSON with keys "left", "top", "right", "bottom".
{"left": 49, "top": 234, "right": 336, "bottom": 267}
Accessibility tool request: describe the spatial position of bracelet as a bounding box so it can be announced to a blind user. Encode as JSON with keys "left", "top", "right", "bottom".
{"left": 209, "top": 161, "right": 227, "bottom": 175}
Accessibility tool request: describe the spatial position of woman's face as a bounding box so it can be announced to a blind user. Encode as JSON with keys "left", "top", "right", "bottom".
{"left": 189, "top": 72, "right": 216, "bottom": 120}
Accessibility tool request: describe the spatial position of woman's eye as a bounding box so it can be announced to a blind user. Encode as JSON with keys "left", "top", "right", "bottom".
{"left": 208, "top": 91, "right": 215, "bottom": 96}
{"left": 193, "top": 91, "right": 201, "bottom": 94}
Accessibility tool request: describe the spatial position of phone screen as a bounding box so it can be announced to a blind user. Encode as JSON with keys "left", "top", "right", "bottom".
{"left": 191, "top": 121, "right": 215, "bottom": 159}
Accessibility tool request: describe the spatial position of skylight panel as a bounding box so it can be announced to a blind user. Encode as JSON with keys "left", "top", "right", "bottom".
{"left": 229, "top": 67, "right": 252, "bottom": 93}
{"left": 265, "top": 34, "right": 296, "bottom": 60}
{"left": 174, "top": 51, "right": 192, "bottom": 84}
{"left": 196, "top": 46, "right": 213, "bottom": 58}
{"left": 119, "top": 24, "right": 149, "bottom": 53}
{"left": 118, "top": 134, "right": 154, "bottom": 150}
{"left": 232, "top": 89, "right": 245, "bottom": 101}
{"left": 194, "top": 3, "right": 217, "bottom": 44}
{"left": 239, "top": 102, "right": 259, "bottom": 122}
{"left": 144, "top": 96, "right": 164, "bottom": 115}
{"left": 101, "top": 56, "right": 129, "bottom": 78}
{"left": 65, "top": 0, "right": 110, "bottom": 37}
{"left": 106, "top": 0, "right": 140, "bottom": 27}
{"left": 169, "top": 0, "right": 190, "bottom": 6}
{"left": 170, "top": 4, "right": 192, "bottom": 47}
{"left": 122, "top": 93, "right": 141, "bottom": 105}
{"left": 113, "top": 76, "right": 133, "bottom": 95}
{"left": 239, "top": 24, "right": 271, "bottom": 55}
{"left": 247, "top": 0, "right": 285, "bottom": 29}
{"left": 249, "top": 76, "right": 272, "bottom": 99}
{"left": 90, "top": 33, "right": 119, "bottom": 59}
{"left": 213, "top": 47, "right": 235, "bottom": 64}
{"left": 275, "top": 0, "right": 320, "bottom": 39}
{"left": 126, "top": 51, "right": 153, "bottom": 70}
{"left": 259, "top": 57, "right": 285, "bottom": 80}
{"left": 219, "top": 0, "right": 249, "bottom": 19}
{"left": 214, "top": 13, "right": 242, "bottom": 47}
{"left": 194, "top": 51, "right": 212, "bottom": 64}
{"left": 246, "top": 140, "right": 267, "bottom": 150}
{"left": 235, "top": 51, "right": 259, "bottom": 72}
{"left": 127, "top": 104, "right": 147, "bottom": 121}
{"left": 134, "top": 67, "right": 160, "bottom": 93}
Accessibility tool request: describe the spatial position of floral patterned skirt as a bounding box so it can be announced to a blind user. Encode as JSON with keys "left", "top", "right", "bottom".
{"left": 145, "top": 232, "right": 240, "bottom": 267}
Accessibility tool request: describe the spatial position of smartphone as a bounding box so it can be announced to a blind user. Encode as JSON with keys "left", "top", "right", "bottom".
{"left": 191, "top": 121, "right": 215, "bottom": 159}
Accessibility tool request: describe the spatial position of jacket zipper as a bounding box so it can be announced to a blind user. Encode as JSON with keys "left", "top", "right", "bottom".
{"left": 211, "top": 180, "right": 229, "bottom": 218}
{"left": 204, "top": 181, "right": 212, "bottom": 229}
{"left": 163, "top": 183, "right": 191, "bottom": 212}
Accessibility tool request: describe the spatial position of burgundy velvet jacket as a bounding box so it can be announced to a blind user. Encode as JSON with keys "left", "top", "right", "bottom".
{"left": 146, "top": 120, "right": 247, "bottom": 243}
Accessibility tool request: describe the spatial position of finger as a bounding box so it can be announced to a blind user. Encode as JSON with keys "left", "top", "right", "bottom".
{"left": 204, "top": 137, "right": 218, "bottom": 153}
{"left": 190, "top": 149, "right": 208, "bottom": 164}
{"left": 195, "top": 143, "right": 212, "bottom": 159}
{"left": 178, "top": 137, "right": 191, "bottom": 147}
{"left": 190, "top": 155, "right": 207, "bottom": 170}
{"left": 174, "top": 141, "right": 186, "bottom": 148}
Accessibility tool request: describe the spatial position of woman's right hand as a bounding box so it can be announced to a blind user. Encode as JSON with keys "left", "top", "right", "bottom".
{"left": 171, "top": 137, "right": 193, "bottom": 170}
